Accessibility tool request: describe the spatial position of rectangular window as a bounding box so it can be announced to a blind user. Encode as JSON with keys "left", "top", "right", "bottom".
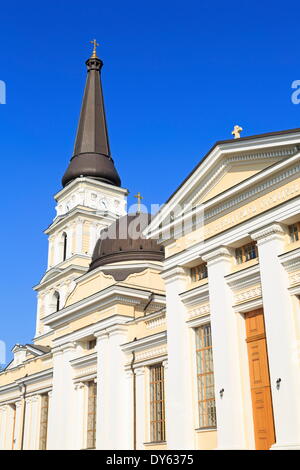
{"left": 39, "top": 394, "right": 49, "bottom": 450}
{"left": 235, "top": 242, "right": 258, "bottom": 265}
{"left": 149, "top": 364, "right": 166, "bottom": 442}
{"left": 289, "top": 223, "right": 300, "bottom": 243}
{"left": 86, "top": 381, "right": 97, "bottom": 449}
{"left": 191, "top": 263, "right": 208, "bottom": 282}
{"left": 195, "top": 324, "right": 216, "bottom": 429}
{"left": 87, "top": 339, "right": 96, "bottom": 350}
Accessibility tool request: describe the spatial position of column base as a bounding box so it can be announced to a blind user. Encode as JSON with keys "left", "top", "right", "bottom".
{"left": 215, "top": 446, "right": 252, "bottom": 450}
{"left": 271, "top": 442, "right": 300, "bottom": 450}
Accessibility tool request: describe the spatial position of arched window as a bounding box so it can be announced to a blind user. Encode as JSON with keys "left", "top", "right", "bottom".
{"left": 62, "top": 232, "right": 68, "bottom": 261}
{"left": 54, "top": 291, "right": 60, "bottom": 312}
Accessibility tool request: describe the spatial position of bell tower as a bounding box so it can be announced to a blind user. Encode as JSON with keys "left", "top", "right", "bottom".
{"left": 33, "top": 44, "right": 128, "bottom": 340}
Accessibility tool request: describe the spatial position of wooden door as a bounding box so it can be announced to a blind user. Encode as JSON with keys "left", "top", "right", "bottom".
{"left": 245, "top": 309, "right": 275, "bottom": 450}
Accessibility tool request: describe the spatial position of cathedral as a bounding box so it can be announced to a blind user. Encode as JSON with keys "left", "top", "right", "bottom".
{"left": 1, "top": 43, "right": 300, "bottom": 451}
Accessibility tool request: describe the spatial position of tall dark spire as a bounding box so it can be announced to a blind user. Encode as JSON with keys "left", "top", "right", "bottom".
{"left": 62, "top": 46, "right": 121, "bottom": 188}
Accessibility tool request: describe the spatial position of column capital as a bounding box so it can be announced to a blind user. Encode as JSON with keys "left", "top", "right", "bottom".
{"left": 161, "top": 266, "right": 187, "bottom": 284}
{"left": 74, "top": 381, "right": 85, "bottom": 391}
{"left": 134, "top": 367, "right": 145, "bottom": 376}
{"left": 52, "top": 341, "right": 76, "bottom": 355}
{"left": 106, "top": 324, "right": 128, "bottom": 337}
{"left": 202, "top": 246, "right": 232, "bottom": 265}
{"left": 94, "top": 329, "right": 109, "bottom": 340}
{"left": 250, "top": 222, "right": 287, "bottom": 245}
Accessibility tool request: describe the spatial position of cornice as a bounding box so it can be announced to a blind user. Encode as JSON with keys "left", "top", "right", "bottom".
{"left": 279, "top": 247, "right": 300, "bottom": 272}
{"left": 163, "top": 195, "right": 300, "bottom": 271}
{"left": 54, "top": 176, "right": 128, "bottom": 202}
{"left": 0, "top": 368, "right": 53, "bottom": 396}
{"left": 233, "top": 297, "right": 263, "bottom": 313}
{"left": 186, "top": 313, "right": 210, "bottom": 328}
{"left": 145, "top": 148, "right": 300, "bottom": 239}
{"left": 185, "top": 146, "right": 297, "bottom": 209}
{"left": 226, "top": 264, "right": 261, "bottom": 291}
{"left": 43, "top": 284, "right": 160, "bottom": 329}
{"left": 204, "top": 158, "right": 300, "bottom": 221}
{"left": 121, "top": 331, "right": 167, "bottom": 354}
{"left": 45, "top": 207, "right": 109, "bottom": 234}
{"left": 34, "top": 263, "right": 87, "bottom": 290}
{"left": 70, "top": 352, "right": 97, "bottom": 369}
{"left": 179, "top": 283, "right": 209, "bottom": 307}
{"left": 53, "top": 315, "right": 132, "bottom": 348}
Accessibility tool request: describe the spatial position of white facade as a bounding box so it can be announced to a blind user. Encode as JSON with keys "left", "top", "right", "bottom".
{"left": 1, "top": 130, "right": 300, "bottom": 450}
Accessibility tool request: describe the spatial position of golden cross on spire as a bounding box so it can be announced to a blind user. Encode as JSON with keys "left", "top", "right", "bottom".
{"left": 134, "top": 192, "right": 143, "bottom": 213}
{"left": 90, "top": 39, "right": 100, "bottom": 58}
{"left": 232, "top": 124, "right": 243, "bottom": 139}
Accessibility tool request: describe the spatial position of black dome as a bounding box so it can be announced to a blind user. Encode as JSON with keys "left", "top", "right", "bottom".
{"left": 89, "top": 213, "right": 164, "bottom": 272}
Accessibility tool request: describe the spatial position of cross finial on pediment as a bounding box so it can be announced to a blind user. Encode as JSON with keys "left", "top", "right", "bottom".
{"left": 232, "top": 125, "right": 243, "bottom": 139}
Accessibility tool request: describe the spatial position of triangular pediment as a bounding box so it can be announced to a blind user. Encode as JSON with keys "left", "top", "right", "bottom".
{"left": 145, "top": 131, "right": 300, "bottom": 239}
{"left": 193, "top": 157, "right": 283, "bottom": 206}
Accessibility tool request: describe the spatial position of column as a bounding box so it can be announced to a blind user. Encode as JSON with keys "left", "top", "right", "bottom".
{"left": 251, "top": 223, "right": 300, "bottom": 449}
{"left": 47, "top": 236, "right": 54, "bottom": 269}
{"left": 135, "top": 367, "right": 145, "bottom": 450}
{"left": 23, "top": 397, "right": 32, "bottom": 450}
{"left": 95, "top": 330, "right": 110, "bottom": 449}
{"left": 74, "top": 382, "right": 86, "bottom": 449}
{"left": 28, "top": 395, "right": 40, "bottom": 449}
{"left": 89, "top": 222, "right": 98, "bottom": 255}
{"left": 76, "top": 218, "right": 84, "bottom": 254}
{"left": 0, "top": 406, "right": 7, "bottom": 449}
{"left": 47, "top": 343, "right": 77, "bottom": 449}
{"left": 95, "top": 325, "right": 131, "bottom": 449}
{"left": 161, "top": 266, "right": 194, "bottom": 449}
{"left": 54, "top": 234, "right": 61, "bottom": 265}
{"left": 202, "top": 247, "right": 247, "bottom": 449}
{"left": 14, "top": 401, "right": 23, "bottom": 449}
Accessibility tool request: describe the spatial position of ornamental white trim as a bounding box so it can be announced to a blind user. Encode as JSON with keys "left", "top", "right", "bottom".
{"left": 234, "top": 287, "right": 262, "bottom": 304}
{"left": 145, "top": 145, "right": 300, "bottom": 239}
{"left": 121, "top": 331, "right": 167, "bottom": 354}
{"left": 187, "top": 146, "right": 298, "bottom": 208}
{"left": 43, "top": 284, "right": 165, "bottom": 328}
{"left": 226, "top": 264, "right": 261, "bottom": 291}
{"left": 145, "top": 314, "right": 166, "bottom": 330}
{"left": 205, "top": 162, "right": 300, "bottom": 221}
{"left": 135, "top": 345, "right": 168, "bottom": 363}
{"left": 188, "top": 304, "right": 210, "bottom": 320}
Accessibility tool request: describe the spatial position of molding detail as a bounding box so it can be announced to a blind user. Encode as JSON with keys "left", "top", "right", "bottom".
{"left": 202, "top": 246, "right": 232, "bottom": 264}
{"left": 135, "top": 345, "right": 168, "bottom": 362}
{"left": 251, "top": 222, "right": 287, "bottom": 244}
{"left": 234, "top": 286, "right": 262, "bottom": 304}
{"left": 161, "top": 266, "right": 187, "bottom": 284}
{"left": 188, "top": 304, "right": 210, "bottom": 320}
{"left": 188, "top": 146, "right": 299, "bottom": 208}
{"left": 145, "top": 314, "right": 166, "bottom": 330}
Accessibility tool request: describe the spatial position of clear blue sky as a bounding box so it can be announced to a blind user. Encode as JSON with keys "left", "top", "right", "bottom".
{"left": 1, "top": 0, "right": 300, "bottom": 364}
